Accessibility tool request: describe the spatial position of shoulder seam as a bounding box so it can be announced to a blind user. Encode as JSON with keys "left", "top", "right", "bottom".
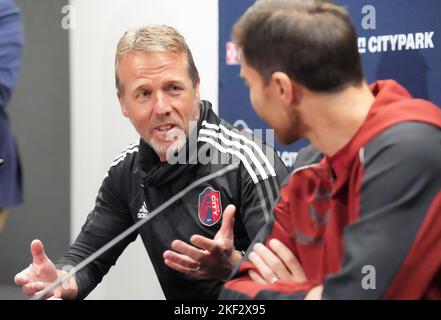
{"left": 199, "top": 120, "right": 277, "bottom": 182}
{"left": 104, "top": 141, "right": 139, "bottom": 178}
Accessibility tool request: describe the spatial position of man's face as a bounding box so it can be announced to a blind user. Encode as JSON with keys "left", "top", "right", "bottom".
{"left": 117, "top": 51, "right": 200, "bottom": 160}
{"left": 240, "top": 55, "right": 304, "bottom": 145}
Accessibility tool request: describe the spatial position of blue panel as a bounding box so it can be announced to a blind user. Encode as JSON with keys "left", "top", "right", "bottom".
{"left": 219, "top": 0, "right": 441, "bottom": 170}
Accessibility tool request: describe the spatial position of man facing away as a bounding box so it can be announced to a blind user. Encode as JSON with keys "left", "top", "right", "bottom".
{"left": 221, "top": 0, "right": 441, "bottom": 300}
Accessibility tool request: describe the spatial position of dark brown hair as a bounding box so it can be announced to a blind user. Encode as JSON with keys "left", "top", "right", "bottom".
{"left": 233, "top": 0, "right": 363, "bottom": 92}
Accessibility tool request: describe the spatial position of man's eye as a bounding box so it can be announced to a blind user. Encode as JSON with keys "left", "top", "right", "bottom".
{"left": 141, "top": 90, "right": 150, "bottom": 97}
{"left": 169, "top": 85, "right": 182, "bottom": 92}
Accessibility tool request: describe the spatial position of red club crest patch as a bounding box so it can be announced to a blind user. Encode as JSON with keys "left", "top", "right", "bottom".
{"left": 198, "top": 187, "right": 222, "bottom": 226}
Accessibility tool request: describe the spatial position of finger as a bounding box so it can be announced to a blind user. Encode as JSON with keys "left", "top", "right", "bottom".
{"left": 253, "top": 243, "right": 292, "bottom": 280}
{"left": 217, "top": 204, "right": 236, "bottom": 240}
{"left": 163, "top": 250, "right": 200, "bottom": 270}
{"left": 248, "top": 251, "right": 278, "bottom": 284}
{"left": 170, "top": 240, "right": 207, "bottom": 261}
{"left": 190, "top": 205, "right": 236, "bottom": 251}
{"left": 268, "top": 239, "right": 306, "bottom": 282}
{"left": 31, "top": 239, "right": 48, "bottom": 265}
{"left": 164, "top": 259, "right": 200, "bottom": 276}
{"left": 14, "top": 270, "right": 30, "bottom": 286}
{"left": 21, "top": 283, "right": 34, "bottom": 296}
{"left": 34, "top": 285, "right": 56, "bottom": 300}
{"left": 22, "top": 282, "right": 45, "bottom": 296}
{"left": 190, "top": 234, "right": 217, "bottom": 252}
{"left": 248, "top": 270, "right": 267, "bottom": 285}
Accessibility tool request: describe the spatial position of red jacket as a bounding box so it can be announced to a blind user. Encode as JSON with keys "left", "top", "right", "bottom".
{"left": 221, "top": 80, "right": 441, "bottom": 299}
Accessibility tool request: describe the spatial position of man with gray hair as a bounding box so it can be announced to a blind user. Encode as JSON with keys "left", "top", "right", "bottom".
{"left": 14, "top": 25, "right": 288, "bottom": 299}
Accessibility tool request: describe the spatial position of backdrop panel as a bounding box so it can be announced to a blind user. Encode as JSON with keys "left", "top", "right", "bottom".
{"left": 219, "top": 0, "right": 441, "bottom": 170}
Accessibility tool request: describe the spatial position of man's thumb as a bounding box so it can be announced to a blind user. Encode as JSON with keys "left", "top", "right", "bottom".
{"left": 31, "top": 239, "right": 48, "bottom": 265}
{"left": 218, "top": 204, "right": 236, "bottom": 239}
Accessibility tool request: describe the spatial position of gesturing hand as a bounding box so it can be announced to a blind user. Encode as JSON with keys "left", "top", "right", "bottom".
{"left": 163, "top": 204, "right": 242, "bottom": 281}
{"left": 14, "top": 239, "right": 61, "bottom": 299}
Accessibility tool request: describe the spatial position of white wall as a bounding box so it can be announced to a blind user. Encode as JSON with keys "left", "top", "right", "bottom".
{"left": 70, "top": 0, "right": 219, "bottom": 299}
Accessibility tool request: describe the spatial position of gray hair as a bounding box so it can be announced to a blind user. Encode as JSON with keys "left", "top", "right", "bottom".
{"left": 115, "top": 25, "right": 199, "bottom": 93}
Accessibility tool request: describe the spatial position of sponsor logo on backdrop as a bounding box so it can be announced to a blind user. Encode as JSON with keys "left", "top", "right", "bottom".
{"left": 277, "top": 151, "right": 298, "bottom": 169}
{"left": 358, "top": 32, "right": 435, "bottom": 54}
{"left": 226, "top": 41, "right": 241, "bottom": 65}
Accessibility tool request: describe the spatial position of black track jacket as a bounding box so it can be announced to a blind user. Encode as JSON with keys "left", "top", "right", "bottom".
{"left": 56, "top": 101, "right": 288, "bottom": 299}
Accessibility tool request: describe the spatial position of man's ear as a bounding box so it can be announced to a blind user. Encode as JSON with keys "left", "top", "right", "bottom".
{"left": 117, "top": 91, "right": 129, "bottom": 117}
{"left": 271, "top": 72, "right": 293, "bottom": 105}
{"left": 194, "top": 80, "right": 201, "bottom": 101}
{"left": 271, "top": 72, "right": 302, "bottom": 106}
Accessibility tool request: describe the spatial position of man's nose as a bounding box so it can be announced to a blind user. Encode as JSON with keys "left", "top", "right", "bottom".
{"left": 152, "top": 92, "right": 172, "bottom": 116}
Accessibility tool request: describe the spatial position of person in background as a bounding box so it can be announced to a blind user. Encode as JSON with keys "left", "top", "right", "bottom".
{"left": 0, "top": 0, "right": 24, "bottom": 233}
